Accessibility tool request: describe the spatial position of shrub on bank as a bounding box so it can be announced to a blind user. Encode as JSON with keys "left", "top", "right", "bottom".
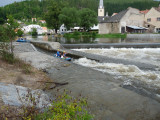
{"left": 64, "top": 32, "right": 126, "bottom": 38}
{"left": 35, "top": 91, "right": 93, "bottom": 120}
{"left": 1, "top": 90, "right": 93, "bottom": 120}
{"left": 96, "top": 33, "right": 127, "bottom": 38}
{"left": 1, "top": 51, "right": 15, "bottom": 64}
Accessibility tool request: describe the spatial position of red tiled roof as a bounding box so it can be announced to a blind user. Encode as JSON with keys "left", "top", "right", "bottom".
{"left": 112, "top": 13, "right": 118, "bottom": 16}
{"left": 139, "top": 9, "right": 149, "bottom": 14}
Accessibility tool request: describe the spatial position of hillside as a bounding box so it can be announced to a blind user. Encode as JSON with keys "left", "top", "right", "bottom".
{"left": 0, "top": 0, "right": 159, "bottom": 20}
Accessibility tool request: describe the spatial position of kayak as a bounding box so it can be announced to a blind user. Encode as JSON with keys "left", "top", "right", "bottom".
{"left": 53, "top": 54, "right": 71, "bottom": 61}
{"left": 16, "top": 39, "right": 30, "bottom": 42}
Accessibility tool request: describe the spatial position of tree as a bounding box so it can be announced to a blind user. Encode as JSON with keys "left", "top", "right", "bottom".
{"left": 31, "top": 28, "right": 38, "bottom": 36}
{"left": 0, "top": 18, "right": 5, "bottom": 25}
{"left": 17, "top": 29, "right": 24, "bottom": 37}
{"left": 79, "top": 8, "right": 98, "bottom": 31}
{"left": 59, "top": 7, "right": 79, "bottom": 30}
{"left": 44, "top": 1, "right": 62, "bottom": 33}
{"left": 6, "top": 15, "right": 19, "bottom": 54}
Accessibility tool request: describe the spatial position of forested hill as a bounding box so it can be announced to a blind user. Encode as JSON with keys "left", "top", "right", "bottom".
{"left": 0, "top": 0, "right": 159, "bottom": 20}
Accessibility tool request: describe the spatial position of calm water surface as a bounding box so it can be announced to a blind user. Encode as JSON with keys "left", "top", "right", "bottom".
{"left": 25, "top": 35, "right": 160, "bottom": 44}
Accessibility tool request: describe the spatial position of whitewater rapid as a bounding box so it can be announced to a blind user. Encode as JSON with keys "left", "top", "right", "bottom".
{"left": 73, "top": 48, "right": 160, "bottom": 89}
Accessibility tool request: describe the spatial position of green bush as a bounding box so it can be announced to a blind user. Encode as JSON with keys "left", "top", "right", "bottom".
{"left": 17, "top": 29, "right": 24, "bottom": 37}
{"left": 1, "top": 51, "right": 15, "bottom": 64}
{"left": 73, "top": 31, "right": 80, "bottom": 36}
{"left": 35, "top": 91, "right": 93, "bottom": 120}
{"left": 92, "top": 32, "right": 96, "bottom": 38}
{"left": 31, "top": 28, "right": 38, "bottom": 36}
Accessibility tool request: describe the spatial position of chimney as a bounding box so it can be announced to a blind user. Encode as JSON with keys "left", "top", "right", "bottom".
{"left": 106, "top": 12, "right": 108, "bottom": 17}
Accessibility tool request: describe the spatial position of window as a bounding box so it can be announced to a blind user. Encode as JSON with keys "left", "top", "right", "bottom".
{"left": 100, "top": 10, "right": 102, "bottom": 12}
{"left": 156, "top": 28, "right": 160, "bottom": 33}
{"left": 157, "top": 17, "right": 160, "bottom": 21}
{"left": 147, "top": 18, "right": 151, "bottom": 22}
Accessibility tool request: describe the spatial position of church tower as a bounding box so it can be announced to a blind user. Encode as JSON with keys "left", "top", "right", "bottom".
{"left": 98, "top": 0, "right": 104, "bottom": 17}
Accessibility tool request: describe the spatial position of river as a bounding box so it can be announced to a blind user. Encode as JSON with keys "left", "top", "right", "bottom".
{"left": 27, "top": 35, "right": 160, "bottom": 100}
{"left": 25, "top": 35, "right": 160, "bottom": 44}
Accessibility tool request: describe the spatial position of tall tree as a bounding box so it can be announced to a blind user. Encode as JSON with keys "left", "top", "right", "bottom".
{"left": 79, "top": 8, "right": 98, "bottom": 31}
{"left": 59, "top": 7, "right": 79, "bottom": 30}
{"left": 44, "top": 1, "right": 62, "bottom": 33}
{"left": 6, "top": 15, "right": 19, "bottom": 54}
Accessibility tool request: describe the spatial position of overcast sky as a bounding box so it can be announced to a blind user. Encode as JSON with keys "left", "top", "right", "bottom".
{"left": 0, "top": 0, "right": 22, "bottom": 7}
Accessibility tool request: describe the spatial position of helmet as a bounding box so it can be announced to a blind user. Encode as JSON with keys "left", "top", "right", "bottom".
{"left": 63, "top": 51, "right": 65, "bottom": 53}
{"left": 58, "top": 49, "right": 60, "bottom": 51}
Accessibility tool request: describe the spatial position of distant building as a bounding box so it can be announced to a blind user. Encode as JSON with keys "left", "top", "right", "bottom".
{"left": 97, "top": 0, "right": 109, "bottom": 26}
{"left": 99, "top": 7, "right": 148, "bottom": 34}
{"left": 39, "top": 20, "right": 46, "bottom": 24}
{"left": 22, "top": 24, "right": 47, "bottom": 35}
{"left": 111, "top": 13, "right": 118, "bottom": 16}
{"left": 32, "top": 18, "right": 37, "bottom": 22}
{"left": 140, "top": 9, "right": 149, "bottom": 14}
{"left": 144, "top": 6, "right": 160, "bottom": 33}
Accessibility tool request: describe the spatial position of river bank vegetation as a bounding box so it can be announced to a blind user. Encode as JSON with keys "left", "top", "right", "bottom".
{"left": 64, "top": 32, "right": 127, "bottom": 38}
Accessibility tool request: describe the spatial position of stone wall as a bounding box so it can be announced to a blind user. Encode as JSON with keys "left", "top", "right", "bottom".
{"left": 99, "top": 22, "right": 120, "bottom": 34}
{"left": 30, "top": 41, "right": 60, "bottom": 51}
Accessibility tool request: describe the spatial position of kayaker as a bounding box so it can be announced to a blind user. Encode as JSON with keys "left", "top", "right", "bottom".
{"left": 56, "top": 49, "right": 61, "bottom": 57}
{"left": 61, "top": 51, "right": 67, "bottom": 59}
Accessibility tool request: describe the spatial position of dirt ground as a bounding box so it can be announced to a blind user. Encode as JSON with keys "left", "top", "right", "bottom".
{"left": 0, "top": 58, "right": 54, "bottom": 119}
{"left": 0, "top": 58, "right": 52, "bottom": 90}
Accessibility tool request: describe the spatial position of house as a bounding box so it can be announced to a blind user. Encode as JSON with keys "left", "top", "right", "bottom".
{"left": 99, "top": 7, "right": 147, "bottom": 34}
{"left": 32, "top": 18, "right": 37, "bottom": 22}
{"left": 144, "top": 6, "right": 160, "bottom": 33}
{"left": 39, "top": 20, "right": 46, "bottom": 24}
{"left": 22, "top": 24, "right": 47, "bottom": 35}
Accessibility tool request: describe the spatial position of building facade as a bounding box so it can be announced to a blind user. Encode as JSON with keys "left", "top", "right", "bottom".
{"left": 144, "top": 7, "right": 160, "bottom": 33}
{"left": 99, "top": 7, "right": 148, "bottom": 34}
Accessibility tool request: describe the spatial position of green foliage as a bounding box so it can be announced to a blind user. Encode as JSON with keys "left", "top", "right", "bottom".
{"left": 35, "top": 91, "right": 93, "bottom": 120}
{"left": 1, "top": 51, "right": 15, "bottom": 64}
{"left": 31, "top": 28, "right": 38, "bottom": 36}
{"left": 73, "top": 31, "right": 81, "bottom": 36}
{"left": 96, "top": 33, "right": 127, "bottom": 38}
{"left": 79, "top": 8, "right": 98, "bottom": 31}
{"left": 64, "top": 32, "right": 126, "bottom": 38}
{"left": 1, "top": 0, "right": 159, "bottom": 20}
{"left": 0, "top": 25, "right": 9, "bottom": 42}
{"left": 59, "top": 7, "right": 79, "bottom": 30}
{"left": 17, "top": 29, "right": 24, "bottom": 37}
{"left": 1, "top": 89, "right": 93, "bottom": 120}
{"left": 0, "top": 18, "right": 5, "bottom": 25}
{"left": 44, "top": 1, "right": 62, "bottom": 33}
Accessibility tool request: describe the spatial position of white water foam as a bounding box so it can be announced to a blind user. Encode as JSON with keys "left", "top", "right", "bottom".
{"left": 74, "top": 57, "right": 160, "bottom": 88}
{"left": 73, "top": 48, "right": 160, "bottom": 67}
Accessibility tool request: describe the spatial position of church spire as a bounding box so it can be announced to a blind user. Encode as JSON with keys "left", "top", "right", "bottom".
{"left": 98, "top": 0, "right": 104, "bottom": 16}
{"left": 99, "top": 0, "right": 104, "bottom": 9}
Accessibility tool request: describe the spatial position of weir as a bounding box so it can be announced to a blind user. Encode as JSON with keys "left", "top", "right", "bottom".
{"left": 30, "top": 41, "right": 158, "bottom": 71}
{"left": 62, "top": 43, "right": 160, "bottom": 49}
{"left": 12, "top": 42, "right": 160, "bottom": 119}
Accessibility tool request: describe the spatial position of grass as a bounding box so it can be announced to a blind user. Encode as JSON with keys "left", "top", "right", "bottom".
{"left": 64, "top": 32, "right": 127, "bottom": 38}
{"left": 96, "top": 33, "right": 127, "bottom": 38}
{"left": 0, "top": 51, "right": 34, "bottom": 74}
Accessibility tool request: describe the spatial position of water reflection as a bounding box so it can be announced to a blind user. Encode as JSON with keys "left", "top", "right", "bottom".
{"left": 25, "top": 35, "right": 160, "bottom": 44}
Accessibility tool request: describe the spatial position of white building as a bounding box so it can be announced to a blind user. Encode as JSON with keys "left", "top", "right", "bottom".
{"left": 22, "top": 24, "right": 47, "bottom": 35}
